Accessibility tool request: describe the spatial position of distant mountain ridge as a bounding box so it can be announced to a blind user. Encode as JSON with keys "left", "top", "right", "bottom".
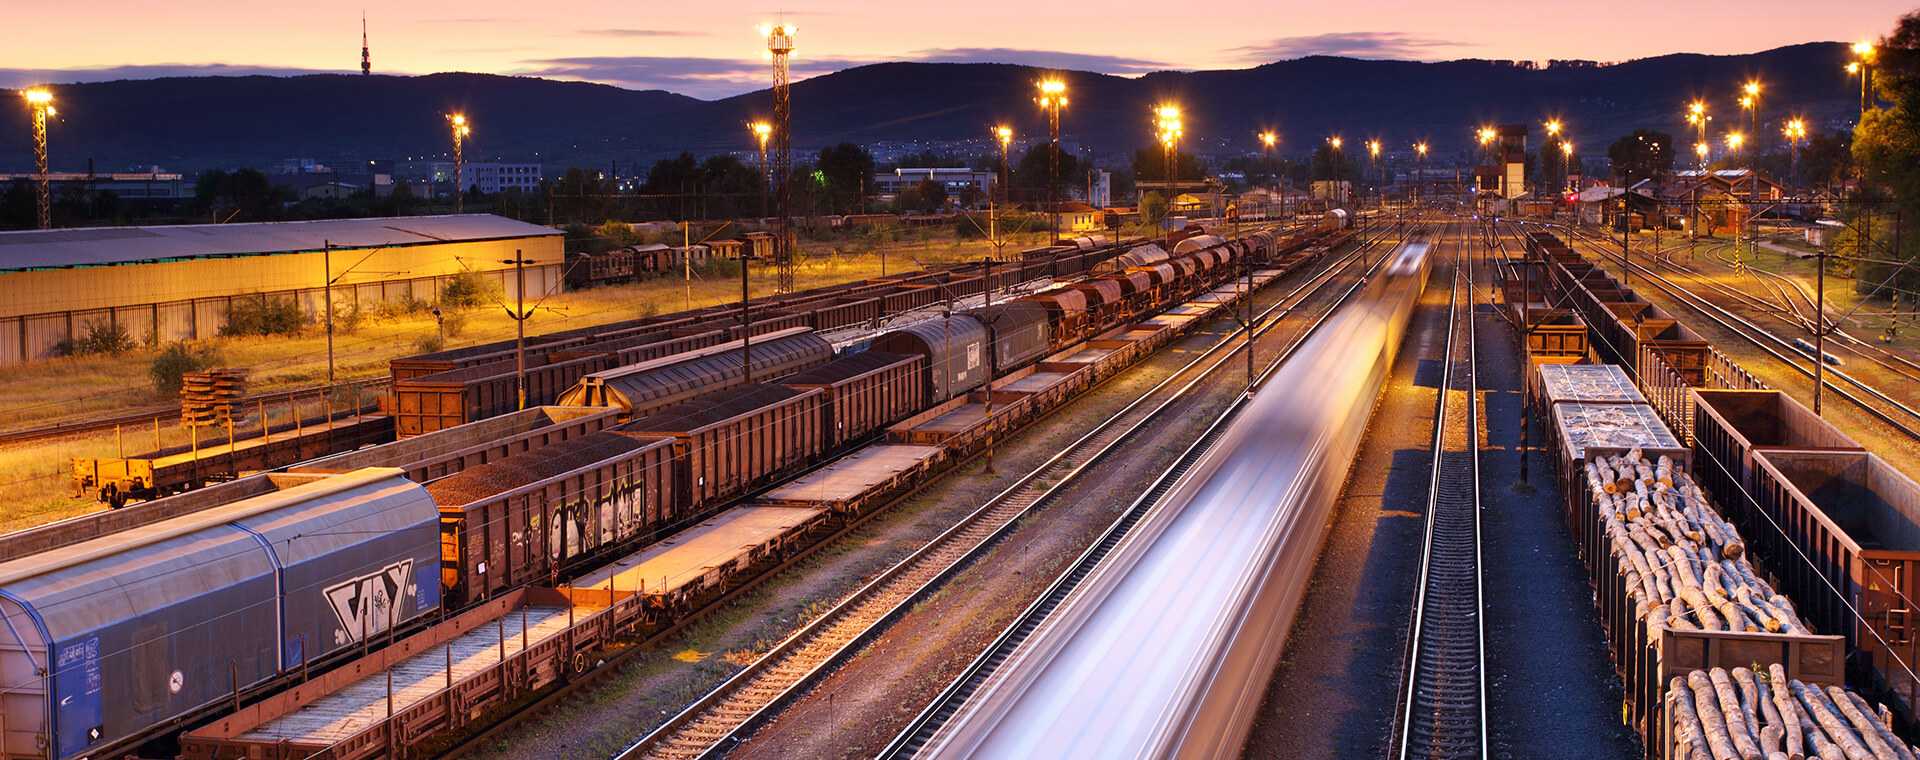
{"left": 0, "top": 42, "right": 1860, "bottom": 173}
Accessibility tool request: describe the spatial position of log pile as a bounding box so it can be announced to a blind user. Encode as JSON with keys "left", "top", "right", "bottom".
{"left": 1587, "top": 449, "right": 1808, "bottom": 635}
{"left": 1666, "top": 665, "right": 1918, "bottom": 760}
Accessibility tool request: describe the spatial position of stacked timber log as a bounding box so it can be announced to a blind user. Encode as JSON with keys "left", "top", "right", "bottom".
{"left": 1667, "top": 665, "right": 1918, "bottom": 760}
{"left": 1587, "top": 448, "right": 1809, "bottom": 635}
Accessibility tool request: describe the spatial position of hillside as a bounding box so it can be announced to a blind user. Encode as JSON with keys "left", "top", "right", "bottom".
{"left": 0, "top": 42, "right": 1861, "bottom": 172}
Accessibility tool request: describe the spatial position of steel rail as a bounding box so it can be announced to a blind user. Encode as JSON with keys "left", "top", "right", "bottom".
{"left": 613, "top": 222, "right": 1405, "bottom": 760}
{"left": 1556, "top": 224, "right": 1920, "bottom": 440}
{"left": 876, "top": 225, "right": 1419, "bottom": 760}
{"left": 1391, "top": 224, "right": 1488, "bottom": 759}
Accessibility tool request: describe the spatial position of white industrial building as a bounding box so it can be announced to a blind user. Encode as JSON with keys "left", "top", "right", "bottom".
{"left": 0, "top": 214, "right": 563, "bottom": 366}
{"left": 872, "top": 168, "right": 996, "bottom": 199}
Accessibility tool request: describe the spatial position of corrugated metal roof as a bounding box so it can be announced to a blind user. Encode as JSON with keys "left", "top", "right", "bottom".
{"left": 0, "top": 214, "right": 561, "bottom": 271}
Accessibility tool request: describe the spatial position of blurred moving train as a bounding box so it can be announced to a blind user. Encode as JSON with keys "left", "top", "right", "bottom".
{"left": 0, "top": 223, "right": 1352, "bottom": 760}
{"left": 920, "top": 229, "right": 1430, "bottom": 760}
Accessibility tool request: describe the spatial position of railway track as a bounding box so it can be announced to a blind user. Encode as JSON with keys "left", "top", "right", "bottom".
{"left": 0, "top": 376, "right": 388, "bottom": 447}
{"left": 1555, "top": 224, "right": 1920, "bottom": 442}
{"left": 874, "top": 225, "right": 1424, "bottom": 760}
{"left": 1624, "top": 234, "right": 1920, "bottom": 385}
{"left": 1390, "top": 228, "right": 1488, "bottom": 759}
{"left": 611, "top": 223, "right": 1407, "bottom": 760}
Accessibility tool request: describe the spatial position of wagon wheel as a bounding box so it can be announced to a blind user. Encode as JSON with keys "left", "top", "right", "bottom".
{"left": 571, "top": 651, "right": 590, "bottom": 675}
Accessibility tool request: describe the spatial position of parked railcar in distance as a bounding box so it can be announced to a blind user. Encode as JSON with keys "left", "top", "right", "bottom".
{"left": 869, "top": 316, "right": 991, "bottom": 403}
{"left": 0, "top": 468, "right": 441, "bottom": 760}
{"left": 617, "top": 384, "right": 826, "bottom": 511}
{"left": 968, "top": 300, "right": 1054, "bottom": 374}
{"left": 779, "top": 352, "right": 926, "bottom": 451}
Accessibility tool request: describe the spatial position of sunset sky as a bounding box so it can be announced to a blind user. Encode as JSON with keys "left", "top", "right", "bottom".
{"left": 5, "top": 1, "right": 1914, "bottom": 99}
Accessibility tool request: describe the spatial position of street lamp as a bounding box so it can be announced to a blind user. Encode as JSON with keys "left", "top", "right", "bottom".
{"left": 1685, "top": 101, "right": 1711, "bottom": 168}
{"left": 1851, "top": 40, "right": 1877, "bottom": 115}
{"left": 1153, "top": 105, "right": 1183, "bottom": 227}
{"left": 447, "top": 113, "right": 471, "bottom": 213}
{"left": 1782, "top": 117, "right": 1809, "bottom": 187}
{"left": 1741, "top": 80, "right": 1762, "bottom": 149}
{"left": 1366, "top": 138, "right": 1381, "bottom": 208}
{"left": 1544, "top": 118, "right": 1565, "bottom": 194}
{"left": 1560, "top": 141, "right": 1575, "bottom": 191}
{"left": 748, "top": 120, "right": 772, "bottom": 217}
{"left": 1327, "top": 135, "right": 1344, "bottom": 208}
{"left": 22, "top": 88, "right": 54, "bottom": 229}
{"left": 1724, "top": 131, "right": 1745, "bottom": 155}
{"left": 993, "top": 125, "right": 1014, "bottom": 204}
{"left": 990, "top": 125, "right": 1013, "bottom": 252}
{"left": 1413, "top": 141, "right": 1428, "bottom": 207}
{"left": 1035, "top": 78, "right": 1068, "bottom": 241}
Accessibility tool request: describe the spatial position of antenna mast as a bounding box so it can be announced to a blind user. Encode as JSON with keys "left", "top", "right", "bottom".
{"left": 361, "top": 12, "right": 371, "bottom": 76}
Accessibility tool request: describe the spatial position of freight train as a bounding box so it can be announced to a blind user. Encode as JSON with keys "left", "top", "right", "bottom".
{"left": 0, "top": 223, "right": 1342, "bottom": 760}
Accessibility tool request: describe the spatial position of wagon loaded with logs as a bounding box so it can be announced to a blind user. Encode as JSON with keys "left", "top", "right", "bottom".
{"left": 1663, "top": 665, "right": 1917, "bottom": 760}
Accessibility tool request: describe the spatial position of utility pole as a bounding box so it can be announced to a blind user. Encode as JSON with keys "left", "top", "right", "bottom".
{"left": 740, "top": 249, "right": 755, "bottom": 384}
{"left": 324, "top": 240, "right": 336, "bottom": 386}
{"left": 502, "top": 250, "right": 536, "bottom": 410}
{"left": 1814, "top": 247, "right": 1827, "bottom": 414}
{"left": 1619, "top": 179, "right": 1631, "bottom": 291}
{"left": 982, "top": 256, "right": 997, "bottom": 473}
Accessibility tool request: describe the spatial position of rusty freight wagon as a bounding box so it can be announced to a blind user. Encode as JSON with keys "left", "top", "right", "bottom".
{"left": 615, "top": 384, "right": 826, "bottom": 512}
{"left": 777, "top": 352, "right": 925, "bottom": 451}
{"left": 431, "top": 430, "right": 678, "bottom": 606}
{"left": 1688, "top": 388, "right": 1865, "bottom": 521}
{"left": 1747, "top": 449, "right": 1920, "bottom": 712}
{"left": 391, "top": 329, "right": 735, "bottom": 436}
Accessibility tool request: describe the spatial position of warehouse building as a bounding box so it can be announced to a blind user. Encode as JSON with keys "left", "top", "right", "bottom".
{"left": 0, "top": 214, "right": 563, "bottom": 366}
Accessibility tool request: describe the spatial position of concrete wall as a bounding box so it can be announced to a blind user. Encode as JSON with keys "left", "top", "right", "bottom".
{"left": 0, "top": 236, "right": 563, "bottom": 366}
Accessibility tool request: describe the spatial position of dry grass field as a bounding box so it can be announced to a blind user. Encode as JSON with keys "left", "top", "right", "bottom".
{"left": 0, "top": 231, "right": 1052, "bottom": 531}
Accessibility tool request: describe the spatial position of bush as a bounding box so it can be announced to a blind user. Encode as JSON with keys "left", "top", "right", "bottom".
{"left": 52, "top": 321, "right": 139, "bottom": 357}
{"left": 440, "top": 271, "right": 501, "bottom": 309}
{"left": 374, "top": 295, "right": 431, "bottom": 321}
{"left": 80, "top": 320, "right": 137, "bottom": 355}
{"left": 329, "top": 300, "right": 365, "bottom": 334}
{"left": 412, "top": 332, "right": 446, "bottom": 354}
{"left": 149, "top": 342, "right": 219, "bottom": 395}
{"left": 440, "top": 310, "right": 469, "bottom": 338}
{"left": 222, "top": 296, "right": 305, "bottom": 337}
